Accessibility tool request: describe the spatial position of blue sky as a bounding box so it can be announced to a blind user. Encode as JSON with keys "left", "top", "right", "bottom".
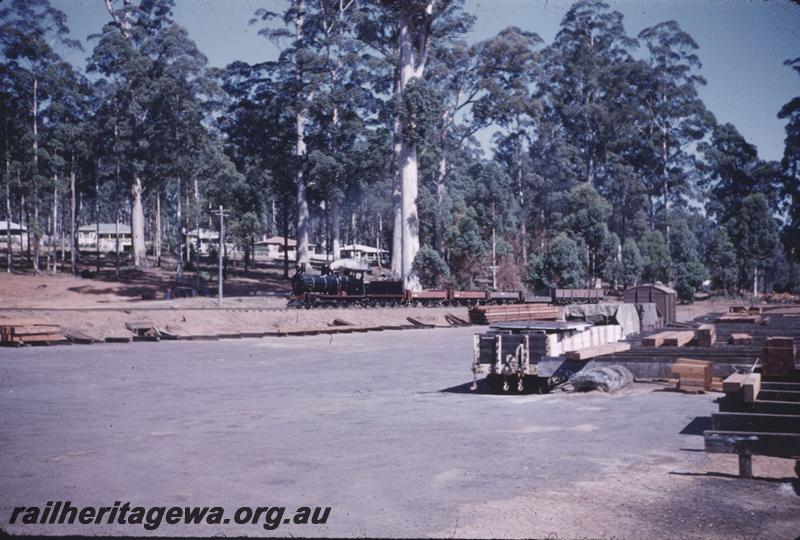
{"left": 53, "top": 0, "right": 800, "bottom": 162}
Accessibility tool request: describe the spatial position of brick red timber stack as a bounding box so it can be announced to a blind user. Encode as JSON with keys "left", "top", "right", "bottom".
{"left": 762, "top": 337, "right": 796, "bottom": 377}
{"left": 468, "top": 304, "right": 559, "bottom": 324}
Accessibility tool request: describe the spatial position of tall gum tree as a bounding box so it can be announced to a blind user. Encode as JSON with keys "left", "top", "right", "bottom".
{"left": 357, "top": 0, "right": 467, "bottom": 287}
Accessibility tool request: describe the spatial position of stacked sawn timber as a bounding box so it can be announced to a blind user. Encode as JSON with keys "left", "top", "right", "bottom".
{"left": 729, "top": 333, "right": 753, "bottom": 345}
{"left": 695, "top": 324, "right": 716, "bottom": 347}
{"left": 469, "top": 304, "right": 558, "bottom": 324}
{"left": 642, "top": 330, "right": 694, "bottom": 347}
{"left": 0, "top": 319, "right": 67, "bottom": 345}
{"left": 762, "top": 337, "right": 796, "bottom": 378}
{"left": 716, "top": 307, "right": 762, "bottom": 324}
{"left": 670, "top": 358, "right": 713, "bottom": 392}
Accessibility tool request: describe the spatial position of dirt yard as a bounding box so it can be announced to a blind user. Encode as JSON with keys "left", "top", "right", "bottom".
{"left": 0, "top": 265, "right": 768, "bottom": 341}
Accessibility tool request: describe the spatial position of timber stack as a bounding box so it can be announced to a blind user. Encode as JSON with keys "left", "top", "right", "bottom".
{"left": 716, "top": 306, "right": 762, "bottom": 324}
{"left": 670, "top": 358, "right": 713, "bottom": 392}
{"left": 694, "top": 324, "right": 716, "bottom": 347}
{"left": 729, "top": 333, "right": 753, "bottom": 345}
{"left": 469, "top": 304, "right": 559, "bottom": 324}
{"left": 762, "top": 337, "right": 797, "bottom": 378}
{"left": 0, "top": 319, "right": 67, "bottom": 346}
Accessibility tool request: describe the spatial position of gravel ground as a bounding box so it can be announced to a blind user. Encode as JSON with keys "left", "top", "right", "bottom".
{"left": 1, "top": 327, "right": 797, "bottom": 538}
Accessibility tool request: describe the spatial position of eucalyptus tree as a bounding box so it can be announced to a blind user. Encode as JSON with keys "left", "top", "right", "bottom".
{"left": 39, "top": 59, "right": 93, "bottom": 274}
{"left": 90, "top": 0, "right": 162, "bottom": 268}
{"left": 544, "top": 0, "right": 635, "bottom": 188}
{"left": 251, "top": 0, "right": 322, "bottom": 267}
{"left": 728, "top": 193, "right": 779, "bottom": 294}
{"left": 0, "top": 0, "right": 81, "bottom": 273}
{"left": 638, "top": 20, "right": 714, "bottom": 236}
{"left": 93, "top": 0, "right": 218, "bottom": 275}
{"left": 356, "top": 0, "right": 471, "bottom": 286}
{"left": 0, "top": 54, "right": 28, "bottom": 271}
{"left": 470, "top": 26, "right": 542, "bottom": 268}
{"left": 217, "top": 60, "right": 298, "bottom": 278}
{"left": 778, "top": 57, "right": 800, "bottom": 261}
{"left": 699, "top": 123, "right": 781, "bottom": 225}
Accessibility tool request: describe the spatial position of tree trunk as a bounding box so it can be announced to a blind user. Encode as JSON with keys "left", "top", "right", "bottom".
{"left": 5, "top": 150, "right": 12, "bottom": 273}
{"left": 130, "top": 174, "right": 146, "bottom": 268}
{"left": 70, "top": 165, "right": 77, "bottom": 274}
{"left": 662, "top": 126, "right": 670, "bottom": 239}
{"left": 397, "top": 15, "right": 421, "bottom": 289}
{"left": 33, "top": 202, "right": 40, "bottom": 274}
{"left": 32, "top": 76, "right": 40, "bottom": 274}
{"left": 175, "top": 178, "right": 183, "bottom": 282}
{"left": 331, "top": 199, "right": 341, "bottom": 260}
{"left": 154, "top": 191, "right": 161, "bottom": 267}
{"left": 282, "top": 195, "right": 289, "bottom": 278}
{"left": 433, "top": 152, "right": 446, "bottom": 254}
{"left": 194, "top": 179, "right": 201, "bottom": 290}
{"left": 50, "top": 179, "right": 57, "bottom": 274}
{"left": 94, "top": 173, "right": 100, "bottom": 272}
{"left": 115, "top": 210, "right": 120, "bottom": 279}
{"left": 516, "top": 147, "right": 527, "bottom": 267}
{"left": 294, "top": 0, "right": 310, "bottom": 267}
{"left": 491, "top": 209, "right": 497, "bottom": 291}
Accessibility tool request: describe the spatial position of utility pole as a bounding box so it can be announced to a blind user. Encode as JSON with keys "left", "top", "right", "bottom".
{"left": 213, "top": 205, "right": 230, "bottom": 306}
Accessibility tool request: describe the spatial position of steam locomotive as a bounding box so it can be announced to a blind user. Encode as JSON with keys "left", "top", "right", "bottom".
{"left": 288, "top": 263, "right": 603, "bottom": 308}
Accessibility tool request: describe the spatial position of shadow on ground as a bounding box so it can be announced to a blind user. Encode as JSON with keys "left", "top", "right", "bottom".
{"left": 680, "top": 416, "right": 712, "bottom": 436}
{"left": 669, "top": 471, "right": 800, "bottom": 495}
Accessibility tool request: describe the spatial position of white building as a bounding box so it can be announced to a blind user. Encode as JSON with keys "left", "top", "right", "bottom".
{"left": 255, "top": 236, "right": 297, "bottom": 259}
{"left": 338, "top": 243, "right": 388, "bottom": 264}
{"left": 78, "top": 223, "right": 132, "bottom": 253}
{"left": 0, "top": 220, "right": 28, "bottom": 250}
{"left": 187, "top": 228, "right": 220, "bottom": 256}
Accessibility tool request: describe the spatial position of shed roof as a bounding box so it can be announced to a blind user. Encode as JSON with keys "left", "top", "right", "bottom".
{"left": 339, "top": 243, "right": 388, "bottom": 254}
{"left": 626, "top": 283, "right": 676, "bottom": 295}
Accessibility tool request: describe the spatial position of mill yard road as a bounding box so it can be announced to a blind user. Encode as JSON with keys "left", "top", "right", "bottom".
{"left": 1, "top": 327, "right": 797, "bottom": 538}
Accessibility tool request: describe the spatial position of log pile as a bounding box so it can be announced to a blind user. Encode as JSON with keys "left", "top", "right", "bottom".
{"left": 0, "top": 319, "right": 67, "bottom": 346}
{"left": 468, "top": 304, "right": 558, "bottom": 324}
{"left": 670, "top": 358, "right": 713, "bottom": 392}
{"left": 762, "top": 337, "right": 796, "bottom": 378}
{"left": 694, "top": 324, "right": 716, "bottom": 347}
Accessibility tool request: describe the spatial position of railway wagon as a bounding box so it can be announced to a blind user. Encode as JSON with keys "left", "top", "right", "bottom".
{"left": 551, "top": 288, "right": 603, "bottom": 305}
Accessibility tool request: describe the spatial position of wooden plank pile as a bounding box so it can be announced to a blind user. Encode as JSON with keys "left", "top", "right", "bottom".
{"left": 642, "top": 330, "right": 694, "bottom": 347}
{"left": 762, "top": 337, "right": 796, "bottom": 378}
{"left": 694, "top": 324, "right": 716, "bottom": 347}
{"left": 664, "top": 331, "right": 695, "bottom": 347}
{"left": 716, "top": 306, "right": 762, "bottom": 324}
{"left": 705, "top": 373, "right": 800, "bottom": 478}
{"left": 641, "top": 330, "right": 674, "bottom": 347}
{"left": 729, "top": 333, "right": 753, "bottom": 345}
{"left": 0, "top": 319, "right": 67, "bottom": 346}
{"left": 468, "top": 304, "right": 558, "bottom": 324}
{"left": 670, "top": 358, "right": 712, "bottom": 392}
{"left": 564, "top": 342, "right": 631, "bottom": 360}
